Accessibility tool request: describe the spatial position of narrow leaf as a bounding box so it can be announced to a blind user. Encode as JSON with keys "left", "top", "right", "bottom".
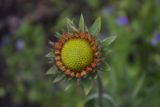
{"left": 79, "top": 14, "right": 85, "bottom": 32}
{"left": 63, "top": 78, "right": 73, "bottom": 91}
{"left": 53, "top": 74, "right": 65, "bottom": 83}
{"left": 85, "top": 93, "right": 117, "bottom": 107}
{"left": 46, "top": 66, "right": 57, "bottom": 75}
{"left": 103, "top": 62, "right": 111, "bottom": 72}
{"left": 132, "top": 74, "right": 145, "bottom": 99}
{"left": 66, "top": 18, "right": 78, "bottom": 32}
{"left": 102, "top": 34, "right": 117, "bottom": 46}
{"left": 89, "top": 16, "right": 101, "bottom": 36}
{"left": 64, "top": 83, "right": 72, "bottom": 91}
{"left": 81, "top": 80, "right": 93, "bottom": 96}
{"left": 85, "top": 25, "right": 89, "bottom": 32}
{"left": 55, "top": 32, "right": 62, "bottom": 38}
{"left": 45, "top": 52, "right": 54, "bottom": 58}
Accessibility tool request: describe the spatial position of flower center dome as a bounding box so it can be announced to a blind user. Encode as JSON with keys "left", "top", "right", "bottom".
{"left": 61, "top": 38, "right": 93, "bottom": 71}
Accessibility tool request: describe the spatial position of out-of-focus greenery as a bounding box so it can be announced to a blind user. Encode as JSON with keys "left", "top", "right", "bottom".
{"left": 0, "top": 0, "right": 160, "bottom": 107}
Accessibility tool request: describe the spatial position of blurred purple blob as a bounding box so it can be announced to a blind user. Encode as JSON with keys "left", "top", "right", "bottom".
{"left": 151, "top": 33, "right": 160, "bottom": 47}
{"left": 102, "top": 5, "right": 113, "bottom": 15}
{"left": 116, "top": 15, "right": 129, "bottom": 26}
{"left": 15, "top": 39, "right": 25, "bottom": 51}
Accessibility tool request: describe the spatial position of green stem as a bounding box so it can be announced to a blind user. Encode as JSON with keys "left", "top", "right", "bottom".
{"left": 96, "top": 73, "right": 104, "bottom": 107}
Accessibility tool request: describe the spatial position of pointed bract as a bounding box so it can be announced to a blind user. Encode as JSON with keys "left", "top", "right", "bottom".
{"left": 45, "top": 52, "right": 54, "bottom": 58}
{"left": 79, "top": 14, "right": 85, "bottom": 32}
{"left": 89, "top": 17, "right": 101, "bottom": 36}
{"left": 81, "top": 79, "right": 93, "bottom": 95}
{"left": 102, "top": 35, "right": 117, "bottom": 46}
{"left": 66, "top": 18, "right": 78, "bottom": 32}
{"left": 53, "top": 74, "right": 65, "bottom": 83}
{"left": 55, "top": 32, "right": 62, "bottom": 38}
{"left": 46, "top": 66, "right": 57, "bottom": 75}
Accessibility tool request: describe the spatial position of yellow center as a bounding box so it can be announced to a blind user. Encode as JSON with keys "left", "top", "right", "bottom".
{"left": 61, "top": 38, "right": 93, "bottom": 71}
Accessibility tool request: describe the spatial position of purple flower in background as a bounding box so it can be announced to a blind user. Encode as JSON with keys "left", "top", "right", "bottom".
{"left": 116, "top": 15, "right": 129, "bottom": 26}
{"left": 151, "top": 33, "right": 160, "bottom": 47}
{"left": 15, "top": 39, "right": 25, "bottom": 51}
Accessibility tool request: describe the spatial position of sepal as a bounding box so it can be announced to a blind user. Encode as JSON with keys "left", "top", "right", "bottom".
{"left": 79, "top": 14, "right": 85, "bottom": 32}
{"left": 102, "top": 34, "right": 117, "bottom": 46}
{"left": 89, "top": 16, "right": 101, "bottom": 36}
{"left": 46, "top": 66, "right": 57, "bottom": 75}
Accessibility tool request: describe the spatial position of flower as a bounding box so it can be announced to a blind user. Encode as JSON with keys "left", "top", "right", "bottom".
{"left": 54, "top": 32, "right": 100, "bottom": 78}
{"left": 116, "top": 15, "right": 129, "bottom": 26}
{"left": 46, "top": 15, "right": 116, "bottom": 95}
{"left": 151, "top": 33, "right": 160, "bottom": 47}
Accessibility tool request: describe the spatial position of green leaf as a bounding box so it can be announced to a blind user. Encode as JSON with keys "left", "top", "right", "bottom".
{"left": 103, "top": 62, "right": 111, "bottom": 72}
{"left": 102, "top": 34, "right": 117, "bottom": 46}
{"left": 85, "top": 93, "right": 117, "bottom": 107}
{"left": 46, "top": 66, "right": 57, "bottom": 75}
{"left": 64, "top": 83, "right": 73, "bottom": 91}
{"left": 66, "top": 18, "right": 78, "bottom": 32}
{"left": 55, "top": 32, "right": 62, "bottom": 38}
{"left": 79, "top": 14, "right": 85, "bottom": 32}
{"left": 63, "top": 78, "right": 74, "bottom": 91}
{"left": 81, "top": 79, "right": 93, "bottom": 96}
{"left": 85, "top": 25, "right": 89, "bottom": 32}
{"left": 53, "top": 74, "right": 65, "bottom": 83}
{"left": 89, "top": 16, "right": 101, "bottom": 36}
{"left": 132, "top": 74, "right": 145, "bottom": 99}
{"left": 45, "top": 52, "right": 54, "bottom": 58}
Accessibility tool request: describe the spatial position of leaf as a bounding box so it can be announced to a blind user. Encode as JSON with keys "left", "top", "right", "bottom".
{"left": 66, "top": 18, "right": 78, "bottom": 32}
{"left": 81, "top": 80, "right": 93, "bottom": 96}
{"left": 103, "top": 62, "right": 111, "bottom": 72}
{"left": 79, "top": 14, "right": 85, "bottom": 32}
{"left": 85, "top": 93, "right": 117, "bottom": 107}
{"left": 64, "top": 83, "right": 73, "bottom": 91}
{"left": 132, "top": 74, "right": 145, "bottom": 99}
{"left": 64, "top": 84, "right": 72, "bottom": 91}
{"left": 46, "top": 66, "right": 57, "bottom": 75}
{"left": 63, "top": 78, "right": 74, "bottom": 91}
{"left": 85, "top": 25, "right": 89, "bottom": 32}
{"left": 89, "top": 16, "right": 101, "bottom": 36}
{"left": 102, "top": 34, "right": 117, "bottom": 46}
{"left": 55, "top": 32, "right": 62, "bottom": 38}
{"left": 53, "top": 74, "right": 65, "bottom": 83}
{"left": 45, "top": 52, "right": 54, "bottom": 58}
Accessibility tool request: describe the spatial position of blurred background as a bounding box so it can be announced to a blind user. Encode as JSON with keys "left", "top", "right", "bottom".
{"left": 0, "top": 0, "right": 160, "bottom": 107}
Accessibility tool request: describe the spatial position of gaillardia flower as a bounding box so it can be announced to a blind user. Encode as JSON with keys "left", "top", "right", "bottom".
{"left": 46, "top": 15, "right": 116, "bottom": 95}
{"left": 54, "top": 32, "right": 100, "bottom": 78}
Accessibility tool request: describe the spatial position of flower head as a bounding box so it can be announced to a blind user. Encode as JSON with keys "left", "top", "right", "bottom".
{"left": 46, "top": 14, "right": 116, "bottom": 95}
{"left": 54, "top": 32, "right": 100, "bottom": 78}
